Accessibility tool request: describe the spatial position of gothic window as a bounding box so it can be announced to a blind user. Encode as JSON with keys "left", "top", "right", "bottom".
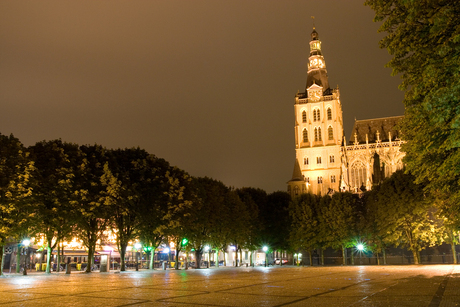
{"left": 316, "top": 156, "right": 322, "bottom": 164}
{"left": 350, "top": 160, "right": 367, "bottom": 190}
{"left": 302, "top": 111, "right": 307, "bottom": 123}
{"left": 313, "top": 109, "right": 320, "bottom": 122}
{"left": 331, "top": 175, "right": 336, "bottom": 183}
{"left": 317, "top": 176, "right": 323, "bottom": 184}
{"left": 317, "top": 127, "right": 322, "bottom": 141}
{"left": 304, "top": 157, "right": 309, "bottom": 165}
{"left": 294, "top": 186, "right": 299, "bottom": 196}
{"left": 303, "top": 129, "right": 308, "bottom": 143}
{"left": 327, "top": 108, "right": 332, "bottom": 120}
{"left": 328, "top": 126, "right": 333, "bottom": 140}
{"left": 330, "top": 155, "right": 335, "bottom": 163}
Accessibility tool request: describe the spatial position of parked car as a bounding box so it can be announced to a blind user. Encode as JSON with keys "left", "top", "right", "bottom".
{"left": 274, "top": 258, "right": 288, "bottom": 265}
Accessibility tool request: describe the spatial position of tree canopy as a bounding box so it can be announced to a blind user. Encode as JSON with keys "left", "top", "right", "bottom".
{"left": 365, "top": 0, "right": 460, "bottom": 229}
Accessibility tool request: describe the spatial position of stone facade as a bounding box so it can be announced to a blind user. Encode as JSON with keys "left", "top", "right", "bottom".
{"left": 288, "top": 29, "right": 404, "bottom": 198}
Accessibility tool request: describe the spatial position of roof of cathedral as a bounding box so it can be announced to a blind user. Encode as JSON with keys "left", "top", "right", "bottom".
{"left": 289, "top": 159, "right": 304, "bottom": 182}
{"left": 348, "top": 116, "right": 404, "bottom": 145}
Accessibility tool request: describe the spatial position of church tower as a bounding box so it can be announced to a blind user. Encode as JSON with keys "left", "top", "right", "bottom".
{"left": 288, "top": 28, "right": 344, "bottom": 197}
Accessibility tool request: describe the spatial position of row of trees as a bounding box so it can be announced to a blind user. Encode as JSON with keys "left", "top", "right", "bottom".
{"left": 290, "top": 170, "right": 456, "bottom": 265}
{"left": 0, "top": 133, "right": 291, "bottom": 274}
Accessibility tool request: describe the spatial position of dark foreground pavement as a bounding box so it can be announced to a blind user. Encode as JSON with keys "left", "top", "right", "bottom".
{"left": 1, "top": 265, "right": 459, "bottom": 306}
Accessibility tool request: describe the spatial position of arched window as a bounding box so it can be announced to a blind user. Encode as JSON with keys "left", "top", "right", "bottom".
{"left": 351, "top": 160, "right": 367, "bottom": 190}
{"left": 317, "top": 177, "right": 323, "bottom": 184}
{"left": 313, "top": 109, "right": 320, "bottom": 122}
{"left": 318, "top": 127, "right": 322, "bottom": 141}
{"left": 303, "top": 129, "right": 308, "bottom": 143}
{"left": 304, "top": 157, "right": 309, "bottom": 165}
{"left": 329, "top": 155, "right": 335, "bottom": 163}
{"left": 294, "top": 186, "right": 299, "bottom": 196}
{"left": 314, "top": 128, "right": 318, "bottom": 141}
{"left": 331, "top": 175, "right": 336, "bottom": 183}
{"left": 327, "top": 108, "right": 332, "bottom": 120}
{"left": 328, "top": 126, "right": 333, "bottom": 140}
{"left": 302, "top": 111, "right": 307, "bottom": 123}
{"left": 316, "top": 156, "right": 322, "bottom": 164}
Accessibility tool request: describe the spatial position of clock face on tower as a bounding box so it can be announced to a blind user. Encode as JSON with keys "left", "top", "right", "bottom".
{"left": 310, "top": 90, "right": 321, "bottom": 101}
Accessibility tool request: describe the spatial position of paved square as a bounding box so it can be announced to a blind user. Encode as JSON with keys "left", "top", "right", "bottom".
{"left": 1, "top": 265, "right": 459, "bottom": 306}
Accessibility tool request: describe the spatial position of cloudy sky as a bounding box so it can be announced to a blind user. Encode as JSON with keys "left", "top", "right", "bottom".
{"left": 0, "top": 0, "right": 404, "bottom": 193}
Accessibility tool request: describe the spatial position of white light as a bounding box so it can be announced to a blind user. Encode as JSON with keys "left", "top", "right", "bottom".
{"left": 163, "top": 248, "right": 170, "bottom": 254}
{"left": 204, "top": 246, "right": 210, "bottom": 252}
{"left": 357, "top": 244, "right": 364, "bottom": 251}
{"left": 262, "top": 246, "right": 268, "bottom": 252}
{"left": 134, "top": 243, "right": 142, "bottom": 249}
{"left": 22, "top": 239, "right": 30, "bottom": 247}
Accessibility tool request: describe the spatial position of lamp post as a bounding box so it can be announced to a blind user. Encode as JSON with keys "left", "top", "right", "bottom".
{"left": 262, "top": 246, "right": 268, "bottom": 267}
{"left": 22, "top": 239, "right": 30, "bottom": 275}
{"left": 134, "top": 243, "right": 142, "bottom": 271}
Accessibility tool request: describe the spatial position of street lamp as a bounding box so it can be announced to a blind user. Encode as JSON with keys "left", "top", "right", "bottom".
{"left": 134, "top": 243, "right": 142, "bottom": 271}
{"left": 22, "top": 239, "right": 30, "bottom": 275}
{"left": 262, "top": 246, "right": 268, "bottom": 267}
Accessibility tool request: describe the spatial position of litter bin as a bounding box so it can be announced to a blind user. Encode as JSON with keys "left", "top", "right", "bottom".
{"left": 77, "top": 263, "right": 81, "bottom": 271}
{"left": 162, "top": 262, "right": 167, "bottom": 270}
{"left": 35, "top": 263, "right": 40, "bottom": 271}
{"left": 42, "top": 263, "right": 47, "bottom": 271}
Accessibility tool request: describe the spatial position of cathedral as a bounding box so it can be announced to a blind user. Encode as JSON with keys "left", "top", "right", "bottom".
{"left": 287, "top": 28, "right": 405, "bottom": 197}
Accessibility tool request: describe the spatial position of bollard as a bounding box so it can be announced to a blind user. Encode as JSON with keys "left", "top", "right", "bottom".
{"left": 162, "top": 262, "right": 167, "bottom": 270}
{"left": 66, "top": 264, "right": 71, "bottom": 274}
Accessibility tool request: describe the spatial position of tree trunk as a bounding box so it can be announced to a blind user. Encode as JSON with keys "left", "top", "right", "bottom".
{"left": 234, "top": 247, "right": 238, "bottom": 267}
{"left": 215, "top": 248, "right": 219, "bottom": 268}
{"left": 56, "top": 242, "right": 61, "bottom": 272}
{"left": 86, "top": 246, "right": 94, "bottom": 273}
{"left": 351, "top": 248, "right": 354, "bottom": 265}
{"left": 120, "top": 243, "right": 127, "bottom": 271}
{"left": 342, "top": 245, "right": 346, "bottom": 265}
{"left": 309, "top": 250, "right": 313, "bottom": 266}
{"left": 239, "top": 249, "right": 243, "bottom": 267}
{"left": 175, "top": 247, "right": 180, "bottom": 270}
{"left": 451, "top": 242, "right": 457, "bottom": 264}
{"left": 223, "top": 250, "right": 226, "bottom": 266}
{"left": 150, "top": 247, "right": 155, "bottom": 270}
{"left": 16, "top": 243, "right": 21, "bottom": 273}
{"left": 411, "top": 250, "right": 419, "bottom": 264}
{"left": 321, "top": 249, "right": 324, "bottom": 265}
{"left": 0, "top": 245, "right": 4, "bottom": 276}
{"left": 376, "top": 252, "right": 380, "bottom": 265}
{"left": 46, "top": 245, "right": 52, "bottom": 273}
{"left": 195, "top": 250, "right": 202, "bottom": 269}
{"left": 383, "top": 249, "right": 387, "bottom": 265}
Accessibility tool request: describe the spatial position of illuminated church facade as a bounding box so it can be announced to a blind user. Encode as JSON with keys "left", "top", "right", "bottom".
{"left": 287, "top": 28, "right": 405, "bottom": 198}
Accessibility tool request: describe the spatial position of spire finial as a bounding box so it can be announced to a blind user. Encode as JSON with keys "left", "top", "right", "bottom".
{"left": 311, "top": 16, "right": 315, "bottom": 29}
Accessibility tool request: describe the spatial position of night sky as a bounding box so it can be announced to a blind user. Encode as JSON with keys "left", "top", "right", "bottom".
{"left": 0, "top": 1, "right": 404, "bottom": 193}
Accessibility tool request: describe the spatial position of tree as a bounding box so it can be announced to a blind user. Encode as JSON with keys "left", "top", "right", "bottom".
{"left": 158, "top": 167, "right": 194, "bottom": 269}
{"left": 29, "top": 140, "right": 81, "bottom": 273}
{"left": 73, "top": 144, "right": 111, "bottom": 273}
{"left": 289, "top": 193, "right": 322, "bottom": 265}
{"left": 191, "top": 177, "right": 232, "bottom": 268}
{"left": 373, "top": 170, "right": 439, "bottom": 264}
{"left": 104, "top": 148, "right": 156, "bottom": 271}
{"left": 135, "top": 156, "right": 171, "bottom": 270}
{"left": 365, "top": 0, "right": 460, "bottom": 230}
{"left": 320, "top": 192, "right": 359, "bottom": 265}
{"left": 0, "top": 134, "right": 34, "bottom": 275}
